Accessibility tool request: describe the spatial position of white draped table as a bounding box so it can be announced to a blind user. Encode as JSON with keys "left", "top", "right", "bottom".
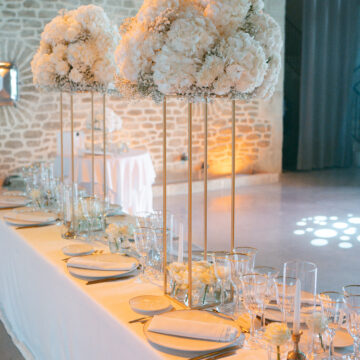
{"left": 54, "top": 150, "right": 156, "bottom": 214}
{"left": 0, "top": 218, "right": 267, "bottom": 360}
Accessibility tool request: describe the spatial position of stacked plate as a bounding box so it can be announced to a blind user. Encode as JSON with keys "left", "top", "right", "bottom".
{"left": 67, "top": 253, "right": 139, "bottom": 280}
{"left": 144, "top": 309, "right": 244, "bottom": 354}
{"left": 3, "top": 210, "right": 57, "bottom": 227}
{"left": 0, "top": 195, "right": 29, "bottom": 209}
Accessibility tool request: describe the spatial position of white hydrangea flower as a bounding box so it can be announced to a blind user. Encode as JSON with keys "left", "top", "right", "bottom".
{"left": 69, "top": 67, "right": 83, "bottom": 83}
{"left": 55, "top": 61, "right": 69, "bottom": 76}
{"left": 219, "top": 32, "right": 267, "bottom": 93}
{"left": 250, "top": 0, "right": 264, "bottom": 12}
{"left": 196, "top": 55, "right": 225, "bottom": 88}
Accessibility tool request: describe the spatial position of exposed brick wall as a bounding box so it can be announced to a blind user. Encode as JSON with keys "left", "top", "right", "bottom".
{"left": 0, "top": 0, "right": 285, "bottom": 183}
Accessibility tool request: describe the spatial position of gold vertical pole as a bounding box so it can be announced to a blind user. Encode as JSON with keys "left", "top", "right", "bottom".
{"left": 163, "top": 97, "right": 167, "bottom": 294}
{"left": 70, "top": 93, "right": 75, "bottom": 234}
{"left": 91, "top": 92, "right": 95, "bottom": 196}
{"left": 60, "top": 92, "right": 64, "bottom": 184}
{"left": 102, "top": 94, "right": 106, "bottom": 200}
{"left": 204, "top": 101, "right": 208, "bottom": 261}
{"left": 231, "top": 100, "right": 236, "bottom": 251}
{"left": 188, "top": 102, "right": 193, "bottom": 308}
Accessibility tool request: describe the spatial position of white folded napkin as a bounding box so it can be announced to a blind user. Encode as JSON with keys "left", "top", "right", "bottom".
{"left": 148, "top": 315, "right": 238, "bottom": 342}
{"left": 67, "top": 253, "right": 137, "bottom": 271}
{"left": 4, "top": 212, "right": 56, "bottom": 223}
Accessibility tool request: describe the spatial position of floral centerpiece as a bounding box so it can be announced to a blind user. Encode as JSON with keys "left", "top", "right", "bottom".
{"left": 115, "top": 0, "right": 282, "bottom": 102}
{"left": 106, "top": 223, "right": 135, "bottom": 253}
{"left": 264, "top": 323, "right": 291, "bottom": 360}
{"left": 31, "top": 5, "right": 119, "bottom": 93}
{"left": 167, "top": 261, "right": 217, "bottom": 305}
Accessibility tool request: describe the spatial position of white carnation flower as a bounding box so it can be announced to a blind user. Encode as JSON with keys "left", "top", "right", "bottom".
{"left": 213, "top": 73, "right": 233, "bottom": 95}
{"left": 136, "top": 0, "right": 180, "bottom": 25}
{"left": 196, "top": 55, "right": 225, "bottom": 88}
{"left": 55, "top": 61, "right": 69, "bottom": 76}
{"left": 69, "top": 67, "right": 83, "bottom": 83}
{"left": 41, "top": 16, "right": 68, "bottom": 46}
{"left": 64, "top": 18, "right": 82, "bottom": 42}
{"left": 250, "top": 0, "right": 264, "bottom": 12}
{"left": 31, "top": 53, "right": 56, "bottom": 86}
{"left": 93, "top": 58, "right": 115, "bottom": 84}
{"left": 67, "top": 41, "right": 98, "bottom": 67}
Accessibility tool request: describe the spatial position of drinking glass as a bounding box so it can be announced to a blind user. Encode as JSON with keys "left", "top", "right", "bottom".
{"left": 133, "top": 227, "right": 156, "bottom": 283}
{"left": 344, "top": 294, "right": 360, "bottom": 359}
{"left": 233, "top": 247, "right": 258, "bottom": 271}
{"left": 343, "top": 285, "right": 360, "bottom": 296}
{"left": 319, "top": 291, "right": 346, "bottom": 360}
{"left": 135, "top": 211, "right": 152, "bottom": 228}
{"left": 212, "top": 254, "right": 232, "bottom": 312}
{"left": 275, "top": 275, "right": 296, "bottom": 322}
{"left": 241, "top": 273, "right": 267, "bottom": 340}
{"left": 283, "top": 261, "right": 317, "bottom": 324}
{"left": 255, "top": 266, "right": 280, "bottom": 330}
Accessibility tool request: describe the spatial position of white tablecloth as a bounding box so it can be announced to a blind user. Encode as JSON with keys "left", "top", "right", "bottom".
{"left": 54, "top": 150, "right": 156, "bottom": 214}
{"left": 0, "top": 219, "right": 268, "bottom": 360}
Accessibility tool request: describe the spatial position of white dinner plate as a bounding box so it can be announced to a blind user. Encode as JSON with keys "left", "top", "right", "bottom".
{"left": 332, "top": 328, "right": 354, "bottom": 348}
{"left": 143, "top": 309, "right": 243, "bottom": 353}
{"left": 130, "top": 295, "right": 173, "bottom": 315}
{"left": 62, "top": 244, "right": 94, "bottom": 257}
{"left": 0, "top": 195, "right": 29, "bottom": 209}
{"left": 3, "top": 210, "right": 57, "bottom": 226}
{"left": 68, "top": 265, "right": 138, "bottom": 280}
{"left": 262, "top": 305, "right": 322, "bottom": 323}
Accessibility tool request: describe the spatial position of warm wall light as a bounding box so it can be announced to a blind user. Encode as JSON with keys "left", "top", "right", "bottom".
{"left": 0, "top": 62, "right": 18, "bottom": 106}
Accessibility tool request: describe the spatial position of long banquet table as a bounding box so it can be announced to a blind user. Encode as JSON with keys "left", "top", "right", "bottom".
{"left": 0, "top": 217, "right": 267, "bottom": 360}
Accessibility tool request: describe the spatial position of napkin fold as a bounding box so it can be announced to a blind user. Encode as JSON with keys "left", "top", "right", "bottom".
{"left": 148, "top": 315, "right": 238, "bottom": 342}
{"left": 4, "top": 212, "right": 56, "bottom": 223}
{"left": 67, "top": 254, "right": 137, "bottom": 271}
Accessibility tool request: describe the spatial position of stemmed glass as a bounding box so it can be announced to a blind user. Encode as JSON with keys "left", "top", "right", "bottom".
{"left": 212, "top": 254, "right": 232, "bottom": 313}
{"left": 319, "top": 291, "right": 346, "bottom": 360}
{"left": 343, "top": 294, "right": 360, "bottom": 359}
{"left": 344, "top": 285, "right": 360, "bottom": 296}
{"left": 233, "top": 247, "right": 258, "bottom": 271}
{"left": 254, "top": 266, "right": 280, "bottom": 330}
{"left": 133, "top": 227, "right": 156, "bottom": 283}
{"left": 241, "top": 273, "right": 267, "bottom": 343}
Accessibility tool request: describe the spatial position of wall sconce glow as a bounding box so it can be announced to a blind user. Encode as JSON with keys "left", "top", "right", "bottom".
{"left": 338, "top": 242, "right": 353, "bottom": 249}
{"left": 340, "top": 235, "right": 350, "bottom": 241}
{"left": 332, "top": 222, "right": 348, "bottom": 229}
{"left": 314, "top": 229, "right": 338, "bottom": 238}
{"left": 310, "top": 239, "right": 328, "bottom": 247}
{"left": 0, "top": 62, "right": 18, "bottom": 106}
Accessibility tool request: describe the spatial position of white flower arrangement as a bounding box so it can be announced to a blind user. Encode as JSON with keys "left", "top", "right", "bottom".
{"left": 115, "top": 0, "right": 282, "bottom": 102}
{"left": 264, "top": 322, "right": 291, "bottom": 360}
{"left": 31, "top": 5, "right": 120, "bottom": 93}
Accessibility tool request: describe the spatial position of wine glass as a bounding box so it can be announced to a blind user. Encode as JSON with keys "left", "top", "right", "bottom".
{"left": 255, "top": 266, "right": 280, "bottom": 330}
{"left": 319, "top": 291, "right": 346, "bottom": 360}
{"left": 212, "top": 254, "right": 232, "bottom": 313}
{"left": 133, "top": 227, "right": 156, "bottom": 283}
{"left": 343, "top": 294, "right": 360, "bottom": 359}
{"left": 233, "top": 246, "right": 258, "bottom": 271}
{"left": 241, "top": 273, "right": 267, "bottom": 343}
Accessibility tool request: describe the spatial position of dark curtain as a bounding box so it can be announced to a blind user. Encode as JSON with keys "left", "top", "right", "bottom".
{"left": 297, "top": 0, "right": 360, "bottom": 170}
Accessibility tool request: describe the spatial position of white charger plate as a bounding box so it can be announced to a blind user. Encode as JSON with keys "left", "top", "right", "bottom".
{"left": 68, "top": 265, "right": 138, "bottom": 280}
{"left": 144, "top": 309, "right": 243, "bottom": 353}
{"left": 0, "top": 196, "right": 29, "bottom": 209}
{"left": 62, "top": 244, "right": 94, "bottom": 257}
{"left": 4, "top": 210, "right": 57, "bottom": 226}
{"left": 130, "top": 295, "right": 172, "bottom": 315}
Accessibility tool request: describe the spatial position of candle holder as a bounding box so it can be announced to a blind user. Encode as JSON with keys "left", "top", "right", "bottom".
{"left": 287, "top": 332, "right": 306, "bottom": 360}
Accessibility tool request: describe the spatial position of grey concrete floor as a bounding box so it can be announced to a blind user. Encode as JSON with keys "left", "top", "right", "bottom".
{"left": 1, "top": 169, "right": 360, "bottom": 357}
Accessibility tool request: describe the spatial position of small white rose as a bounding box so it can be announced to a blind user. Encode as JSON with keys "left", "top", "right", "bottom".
{"left": 264, "top": 323, "right": 291, "bottom": 346}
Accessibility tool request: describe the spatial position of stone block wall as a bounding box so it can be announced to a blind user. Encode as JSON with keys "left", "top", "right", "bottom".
{"left": 0, "top": 0, "right": 285, "bottom": 183}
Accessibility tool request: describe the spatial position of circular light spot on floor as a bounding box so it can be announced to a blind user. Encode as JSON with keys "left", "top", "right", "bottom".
{"left": 310, "top": 239, "right": 328, "bottom": 247}
{"left": 306, "top": 228, "right": 314, "bottom": 232}
{"left": 333, "top": 222, "right": 348, "bottom": 229}
{"left": 344, "top": 227, "right": 357, "bottom": 235}
{"left": 348, "top": 217, "right": 360, "bottom": 224}
{"left": 319, "top": 221, "right": 327, "bottom": 226}
{"left": 348, "top": 214, "right": 354, "bottom": 217}
{"left": 330, "top": 216, "right": 338, "bottom": 220}
{"left": 296, "top": 221, "right": 307, "bottom": 226}
{"left": 307, "top": 217, "right": 313, "bottom": 220}
{"left": 338, "top": 242, "right": 353, "bottom": 249}
{"left": 314, "top": 216, "right": 327, "bottom": 221}
{"left": 357, "top": 235, "right": 360, "bottom": 242}
{"left": 294, "top": 230, "right": 305, "bottom": 235}
{"left": 314, "top": 229, "right": 337, "bottom": 238}
{"left": 340, "top": 235, "right": 350, "bottom": 241}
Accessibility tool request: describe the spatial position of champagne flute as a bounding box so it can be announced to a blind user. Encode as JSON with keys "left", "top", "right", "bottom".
{"left": 133, "top": 227, "right": 156, "bottom": 283}
{"left": 319, "top": 291, "right": 346, "bottom": 360}
{"left": 212, "top": 254, "right": 232, "bottom": 313}
{"left": 343, "top": 294, "right": 360, "bottom": 360}
{"left": 241, "top": 273, "right": 267, "bottom": 343}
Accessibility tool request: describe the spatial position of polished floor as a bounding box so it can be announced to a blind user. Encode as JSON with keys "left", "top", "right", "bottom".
{"left": 155, "top": 168, "right": 360, "bottom": 292}
{"left": 1, "top": 169, "right": 360, "bottom": 357}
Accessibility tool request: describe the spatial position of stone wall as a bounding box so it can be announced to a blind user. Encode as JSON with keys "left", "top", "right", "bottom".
{"left": 0, "top": 0, "right": 285, "bottom": 183}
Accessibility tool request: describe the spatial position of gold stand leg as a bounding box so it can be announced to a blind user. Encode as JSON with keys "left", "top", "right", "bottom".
{"left": 60, "top": 92, "right": 64, "bottom": 184}
{"left": 188, "top": 102, "right": 193, "bottom": 308}
{"left": 204, "top": 101, "right": 208, "bottom": 261}
{"left": 163, "top": 97, "right": 167, "bottom": 293}
{"left": 102, "top": 94, "right": 106, "bottom": 201}
{"left": 231, "top": 100, "right": 236, "bottom": 251}
{"left": 91, "top": 92, "right": 95, "bottom": 196}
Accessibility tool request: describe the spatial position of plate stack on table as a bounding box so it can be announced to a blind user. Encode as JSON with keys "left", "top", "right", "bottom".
{"left": 3, "top": 210, "right": 57, "bottom": 227}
